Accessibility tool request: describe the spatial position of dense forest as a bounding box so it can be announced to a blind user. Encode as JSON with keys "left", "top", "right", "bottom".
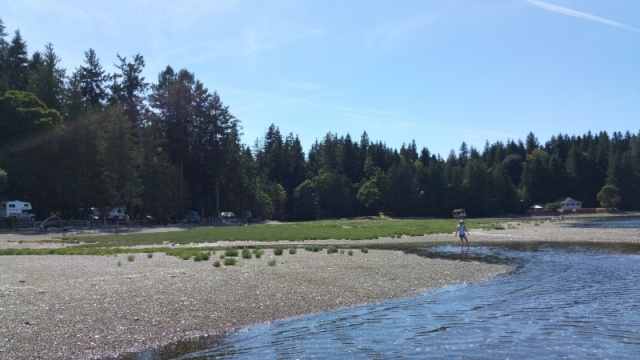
{"left": 1, "top": 18, "right": 639, "bottom": 222}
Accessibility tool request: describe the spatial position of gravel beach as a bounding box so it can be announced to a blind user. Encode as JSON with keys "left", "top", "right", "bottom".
{"left": 1, "top": 216, "right": 638, "bottom": 359}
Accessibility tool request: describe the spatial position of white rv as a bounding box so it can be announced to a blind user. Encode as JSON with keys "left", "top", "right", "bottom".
{"left": 0, "top": 200, "right": 36, "bottom": 220}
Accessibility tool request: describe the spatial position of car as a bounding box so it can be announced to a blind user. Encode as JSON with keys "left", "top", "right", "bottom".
{"left": 12, "top": 212, "right": 36, "bottom": 221}
{"left": 107, "top": 207, "right": 129, "bottom": 221}
{"left": 183, "top": 210, "right": 202, "bottom": 223}
{"left": 220, "top": 211, "right": 237, "bottom": 224}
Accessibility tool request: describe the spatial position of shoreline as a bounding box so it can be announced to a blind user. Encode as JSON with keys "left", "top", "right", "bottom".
{"left": 1, "top": 249, "right": 510, "bottom": 359}
{"left": 1, "top": 218, "right": 639, "bottom": 359}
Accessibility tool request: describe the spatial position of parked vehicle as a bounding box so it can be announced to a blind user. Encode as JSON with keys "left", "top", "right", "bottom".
{"left": 220, "top": 211, "right": 237, "bottom": 224}
{"left": 183, "top": 210, "right": 201, "bottom": 223}
{"left": 107, "top": 207, "right": 129, "bottom": 221}
{"left": 0, "top": 200, "right": 35, "bottom": 221}
{"left": 453, "top": 208, "right": 466, "bottom": 219}
{"left": 88, "top": 207, "right": 101, "bottom": 220}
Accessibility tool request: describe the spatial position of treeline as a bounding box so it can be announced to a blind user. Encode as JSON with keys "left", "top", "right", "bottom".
{"left": 1, "top": 19, "right": 639, "bottom": 221}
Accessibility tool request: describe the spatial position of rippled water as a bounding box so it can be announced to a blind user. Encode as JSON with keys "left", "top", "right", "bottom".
{"left": 148, "top": 241, "right": 640, "bottom": 360}
{"left": 129, "top": 221, "right": 640, "bottom": 359}
{"left": 568, "top": 217, "right": 640, "bottom": 229}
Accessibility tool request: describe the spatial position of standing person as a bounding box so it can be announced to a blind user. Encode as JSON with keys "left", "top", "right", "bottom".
{"left": 455, "top": 219, "right": 470, "bottom": 251}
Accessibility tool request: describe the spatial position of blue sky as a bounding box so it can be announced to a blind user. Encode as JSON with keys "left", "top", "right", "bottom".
{"left": 2, "top": 0, "right": 639, "bottom": 157}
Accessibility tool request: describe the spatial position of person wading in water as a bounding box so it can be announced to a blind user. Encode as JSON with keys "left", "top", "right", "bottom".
{"left": 455, "top": 219, "right": 470, "bottom": 251}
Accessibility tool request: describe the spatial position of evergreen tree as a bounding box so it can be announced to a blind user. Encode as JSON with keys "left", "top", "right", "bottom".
{"left": 138, "top": 119, "right": 185, "bottom": 222}
{"left": 525, "top": 132, "right": 539, "bottom": 154}
{"left": 458, "top": 141, "right": 469, "bottom": 166}
{"left": 342, "top": 134, "right": 363, "bottom": 185}
{"left": 386, "top": 157, "right": 417, "bottom": 216}
{"left": 74, "top": 48, "right": 109, "bottom": 107}
{"left": 5, "top": 30, "right": 29, "bottom": 91}
{"left": 461, "top": 158, "right": 488, "bottom": 216}
{"left": 0, "top": 18, "right": 10, "bottom": 93}
{"left": 98, "top": 106, "right": 143, "bottom": 211}
{"left": 27, "top": 43, "right": 66, "bottom": 111}
{"left": 520, "top": 149, "right": 552, "bottom": 205}
{"left": 109, "top": 53, "right": 148, "bottom": 125}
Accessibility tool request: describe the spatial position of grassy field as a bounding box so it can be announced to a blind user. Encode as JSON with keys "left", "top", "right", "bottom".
{"left": 0, "top": 218, "right": 508, "bottom": 256}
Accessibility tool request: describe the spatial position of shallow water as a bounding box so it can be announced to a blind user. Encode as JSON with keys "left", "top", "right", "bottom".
{"left": 567, "top": 217, "right": 640, "bottom": 229}
{"left": 132, "top": 241, "right": 640, "bottom": 360}
{"left": 126, "top": 222, "right": 640, "bottom": 359}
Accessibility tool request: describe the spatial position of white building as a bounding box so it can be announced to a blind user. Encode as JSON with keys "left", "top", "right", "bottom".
{"left": 555, "top": 197, "right": 582, "bottom": 211}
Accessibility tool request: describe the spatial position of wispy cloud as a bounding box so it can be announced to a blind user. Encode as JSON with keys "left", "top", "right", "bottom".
{"left": 525, "top": 0, "right": 640, "bottom": 33}
{"left": 365, "top": 4, "right": 452, "bottom": 54}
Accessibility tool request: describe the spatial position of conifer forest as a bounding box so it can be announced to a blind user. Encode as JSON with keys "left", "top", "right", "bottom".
{"left": 1, "top": 18, "right": 639, "bottom": 222}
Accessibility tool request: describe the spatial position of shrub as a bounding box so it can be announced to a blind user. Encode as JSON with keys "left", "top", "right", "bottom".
{"left": 213, "top": 261, "right": 221, "bottom": 268}
{"left": 360, "top": 247, "right": 368, "bottom": 254}
{"left": 267, "top": 259, "right": 277, "bottom": 266}
{"left": 242, "top": 248, "right": 252, "bottom": 259}
{"left": 274, "top": 247, "right": 284, "bottom": 256}
{"left": 225, "top": 249, "right": 239, "bottom": 257}
{"left": 327, "top": 246, "right": 338, "bottom": 254}
{"left": 224, "top": 257, "right": 237, "bottom": 266}
{"left": 305, "top": 245, "right": 322, "bottom": 252}
{"left": 288, "top": 247, "right": 297, "bottom": 255}
{"left": 348, "top": 250, "right": 353, "bottom": 256}
{"left": 253, "top": 248, "right": 263, "bottom": 258}
{"left": 117, "top": 260, "right": 122, "bottom": 267}
{"left": 147, "top": 253, "right": 153, "bottom": 259}
{"left": 194, "top": 252, "right": 210, "bottom": 261}
{"left": 128, "top": 255, "right": 135, "bottom": 262}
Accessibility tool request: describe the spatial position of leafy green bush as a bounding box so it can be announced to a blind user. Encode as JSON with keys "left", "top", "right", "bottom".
{"left": 288, "top": 247, "right": 297, "bottom": 254}
{"left": 242, "top": 248, "right": 252, "bottom": 259}
{"left": 127, "top": 255, "right": 135, "bottom": 262}
{"left": 274, "top": 247, "right": 284, "bottom": 256}
{"left": 224, "top": 257, "right": 237, "bottom": 266}
{"left": 225, "top": 249, "right": 239, "bottom": 257}
{"left": 267, "top": 259, "right": 276, "bottom": 266}
{"left": 360, "top": 247, "right": 369, "bottom": 254}
{"left": 213, "top": 261, "right": 221, "bottom": 268}
{"left": 194, "top": 251, "right": 210, "bottom": 261}
{"left": 305, "top": 245, "right": 322, "bottom": 252}
{"left": 327, "top": 246, "right": 338, "bottom": 254}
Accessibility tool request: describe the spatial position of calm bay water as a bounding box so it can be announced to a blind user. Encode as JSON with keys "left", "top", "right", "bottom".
{"left": 134, "top": 220, "right": 640, "bottom": 359}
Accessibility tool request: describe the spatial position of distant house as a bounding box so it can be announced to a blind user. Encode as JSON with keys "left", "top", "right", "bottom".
{"left": 555, "top": 197, "right": 582, "bottom": 211}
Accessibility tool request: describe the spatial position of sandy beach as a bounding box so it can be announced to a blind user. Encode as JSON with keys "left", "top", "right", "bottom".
{"left": 1, "top": 216, "right": 638, "bottom": 359}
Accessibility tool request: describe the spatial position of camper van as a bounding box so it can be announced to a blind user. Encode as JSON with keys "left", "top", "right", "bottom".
{"left": 0, "top": 200, "right": 36, "bottom": 221}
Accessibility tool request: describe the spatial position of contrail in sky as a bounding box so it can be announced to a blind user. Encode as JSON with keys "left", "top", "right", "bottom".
{"left": 525, "top": 0, "right": 640, "bottom": 33}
